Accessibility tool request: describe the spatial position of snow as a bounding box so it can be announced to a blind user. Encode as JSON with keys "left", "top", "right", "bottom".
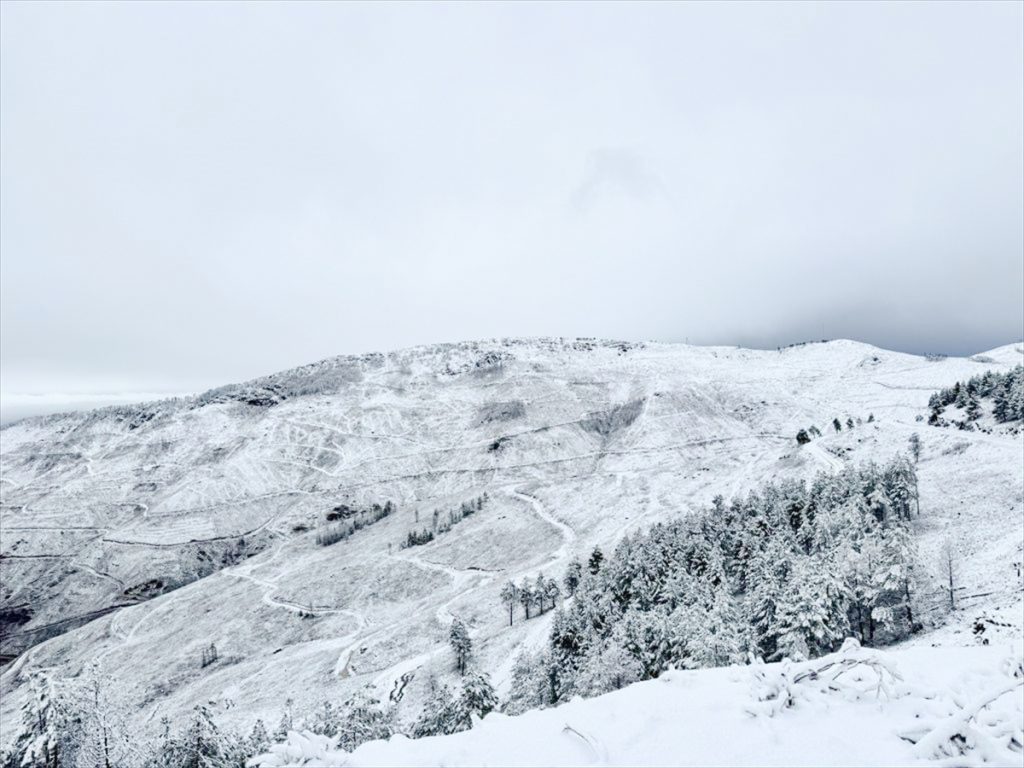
{"left": 1, "top": 337, "right": 1022, "bottom": 757}
{"left": 251, "top": 641, "right": 1023, "bottom": 767}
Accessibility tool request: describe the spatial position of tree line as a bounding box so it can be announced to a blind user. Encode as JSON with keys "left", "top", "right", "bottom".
{"left": 928, "top": 365, "right": 1024, "bottom": 428}
{"left": 504, "top": 455, "right": 922, "bottom": 714}
{"left": 401, "top": 495, "right": 487, "bottom": 550}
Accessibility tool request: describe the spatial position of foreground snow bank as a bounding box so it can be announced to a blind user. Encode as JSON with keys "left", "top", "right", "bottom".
{"left": 251, "top": 640, "right": 1023, "bottom": 767}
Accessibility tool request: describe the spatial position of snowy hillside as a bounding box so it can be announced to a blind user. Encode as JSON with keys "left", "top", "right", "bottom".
{"left": 1, "top": 337, "right": 1022, "bottom": 761}
{"left": 254, "top": 640, "right": 1024, "bottom": 767}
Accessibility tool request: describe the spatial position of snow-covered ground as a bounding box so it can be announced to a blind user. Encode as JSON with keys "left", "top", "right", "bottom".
{"left": 256, "top": 641, "right": 1024, "bottom": 767}
{"left": 1, "top": 337, "right": 1022, "bottom": 757}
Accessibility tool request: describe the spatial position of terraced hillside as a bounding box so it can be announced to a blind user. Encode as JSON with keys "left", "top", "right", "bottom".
{"left": 1, "top": 338, "right": 1021, "bottom": 745}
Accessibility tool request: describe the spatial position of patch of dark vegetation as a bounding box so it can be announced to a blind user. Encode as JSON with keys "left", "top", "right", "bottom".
{"left": 488, "top": 437, "right": 508, "bottom": 453}
{"left": 776, "top": 339, "right": 831, "bottom": 350}
{"left": 133, "top": 481, "right": 159, "bottom": 493}
{"left": 581, "top": 398, "right": 645, "bottom": 438}
{"left": 124, "top": 409, "right": 157, "bottom": 430}
{"left": 194, "top": 384, "right": 287, "bottom": 410}
{"left": 566, "top": 338, "right": 643, "bottom": 354}
{"left": 444, "top": 350, "right": 516, "bottom": 377}
{"left": 326, "top": 500, "right": 395, "bottom": 522}
{"left": 475, "top": 400, "right": 526, "bottom": 427}
{"left": 0, "top": 605, "right": 33, "bottom": 636}
{"left": 401, "top": 495, "right": 487, "bottom": 549}
{"left": 123, "top": 579, "right": 167, "bottom": 601}
{"left": 317, "top": 501, "right": 396, "bottom": 546}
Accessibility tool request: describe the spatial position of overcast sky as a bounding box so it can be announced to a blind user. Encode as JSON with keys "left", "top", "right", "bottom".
{"left": 2, "top": 1, "right": 1022, "bottom": 418}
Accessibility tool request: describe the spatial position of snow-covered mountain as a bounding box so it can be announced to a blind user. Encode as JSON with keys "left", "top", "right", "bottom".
{"left": 1, "top": 338, "right": 1022, "bottom": 758}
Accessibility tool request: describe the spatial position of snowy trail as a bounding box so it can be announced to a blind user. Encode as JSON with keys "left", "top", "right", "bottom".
{"left": 510, "top": 489, "right": 576, "bottom": 564}
{"left": 805, "top": 442, "right": 844, "bottom": 473}
{"left": 72, "top": 561, "right": 125, "bottom": 590}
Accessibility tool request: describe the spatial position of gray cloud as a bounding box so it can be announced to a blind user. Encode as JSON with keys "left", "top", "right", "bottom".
{"left": 1, "top": 1, "right": 1021, "bottom": 413}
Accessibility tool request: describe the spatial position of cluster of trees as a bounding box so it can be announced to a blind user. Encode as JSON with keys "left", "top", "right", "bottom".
{"left": 316, "top": 501, "right": 395, "bottom": 547}
{"left": 797, "top": 415, "right": 875, "bottom": 443}
{"left": 832, "top": 414, "right": 873, "bottom": 432}
{"left": 200, "top": 643, "right": 219, "bottom": 668}
{"left": 2, "top": 666, "right": 149, "bottom": 768}
{"left": 504, "top": 456, "right": 922, "bottom": 714}
{"left": 928, "top": 366, "right": 1024, "bottom": 427}
{"left": 499, "top": 574, "right": 561, "bottom": 624}
{"left": 3, "top": 672, "right": 427, "bottom": 768}
{"left": 401, "top": 495, "right": 486, "bottom": 550}
{"left": 411, "top": 673, "right": 497, "bottom": 738}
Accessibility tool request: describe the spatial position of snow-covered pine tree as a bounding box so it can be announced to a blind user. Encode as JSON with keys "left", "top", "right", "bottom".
{"left": 532, "top": 574, "right": 548, "bottom": 615}
{"left": 563, "top": 559, "right": 583, "bottom": 596}
{"left": 411, "top": 685, "right": 457, "bottom": 738}
{"left": 771, "top": 554, "right": 848, "bottom": 660}
{"left": 517, "top": 578, "right": 534, "bottom": 619}
{"left": 153, "top": 704, "right": 246, "bottom": 768}
{"left": 307, "top": 700, "right": 338, "bottom": 737}
{"left": 574, "top": 640, "right": 642, "bottom": 697}
{"left": 500, "top": 581, "right": 519, "bottom": 625}
{"left": 503, "top": 651, "right": 548, "bottom": 715}
{"left": 334, "top": 689, "right": 394, "bottom": 752}
{"left": 247, "top": 720, "right": 271, "bottom": 758}
{"left": 1, "top": 670, "right": 64, "bottom": 768}
{"left": 273, "top": 699, "right": 294, "bottom": 742}
{"left": 449, "top": 617, "right": 472, "bottom": 675}
{"left": 452, "top": 672, "right": 498, "bottom": 731}
{"left": 544, "top": 577, "right": 561, "bottom": 612}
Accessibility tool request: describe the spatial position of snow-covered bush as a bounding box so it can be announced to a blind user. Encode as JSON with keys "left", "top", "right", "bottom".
{"left": 903, "top": 646, "right": 1024, "bottom": 766}
{"left": 747, "top": 638, "right": 905, "bottom": 717}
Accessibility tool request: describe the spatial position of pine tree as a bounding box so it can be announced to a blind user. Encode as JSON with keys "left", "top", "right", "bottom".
{"left": 503, "top": 651, "right": 547, "bottom": 715}
{"left": 2, "top": 671, "right": 63, "bottom": 768}
{"left": 588, "top": 547, "right": 605, "bottom": 574}
{"left": 247, "top": 720, "right": 270, "bottom": 757}
{"left": 500, "top": 581, "right": 519, "bottom": 626}
{"left": 544, "top": 577, "right": 561, "bottom": 612}
{"left": 335, "top": 689, "right": 395, "bottom": 751}
{"left": 563, "top": 559, "right": 583, "bottom": 596}
{"left": 156, "top": 704, "right": 246, "bottom": 768}
{"left": 453, "top": 672, "right": 498, "bottom": 730}
{"left": 965, "top": 393, "right": 982, "bottom": 422}
{"left": 273, "top": 699, "right": 293, "bottom": 742}
{"left": 772, "top": 555, "right": 848, "bottom": 660}
{"left": 533, "top": 573, "right": 548, "bottom": 615}
{"left": 518, "top": 579, "right": 534, "bottom": 619}
{"left": 908, "top": 433, "right": 921, "bottom": 463}
{"left": 686, "top": 583, "right": 749, "bottom": 668}
{"left": 833, "top": 418, "right": 842, "bottom": 432}
{"left": 449, "top": 617, "right": 472, "bottom": 675}
{"left": 308, "top": 700, "right": 338, "bottom": 737}
{"left": 574, "top": 641, "right": 642, "bottom": 697}
{"left": 411, "top": 684, "right": 457, "bottom": 738}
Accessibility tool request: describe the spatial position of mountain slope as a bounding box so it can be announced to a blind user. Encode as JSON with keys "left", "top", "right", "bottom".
{"left": 1, "top": 338, "right": 1022, "bottom": 747}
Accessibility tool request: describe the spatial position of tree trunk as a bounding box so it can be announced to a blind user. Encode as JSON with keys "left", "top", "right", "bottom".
{"left": 903, "top": 581, "right": 914, "bottom": 630}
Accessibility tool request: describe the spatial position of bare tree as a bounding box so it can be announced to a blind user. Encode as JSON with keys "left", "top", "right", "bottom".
{"left": 939, "top": 538, "right": 959, "bottom": 612}
{"left": 908, "top": 433, "right": 922, "bottom": 464}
